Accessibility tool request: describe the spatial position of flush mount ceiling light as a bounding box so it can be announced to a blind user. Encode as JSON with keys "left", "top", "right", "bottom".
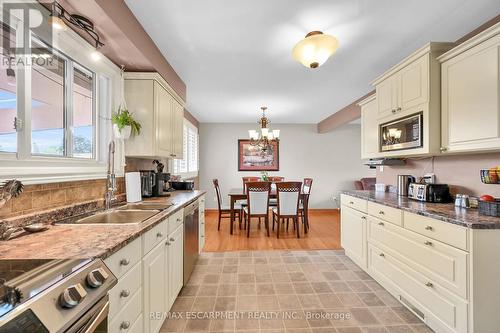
{"left": 292, "top": 31, "right": 339, "bottom": 69}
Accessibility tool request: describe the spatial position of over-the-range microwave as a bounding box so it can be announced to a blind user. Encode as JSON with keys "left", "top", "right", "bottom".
{"left": 380, "top": 112, "right": 423, "bottom": 152}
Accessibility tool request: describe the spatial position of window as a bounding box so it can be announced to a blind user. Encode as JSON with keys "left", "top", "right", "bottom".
{"left": 0, "top": 23, "right": 17, "bottom": 153}
{"left": 173, "top": 120, "right": 198, "bottom": 177}
{"left": 30, "top": 39, "right": 95, "bottom": 158}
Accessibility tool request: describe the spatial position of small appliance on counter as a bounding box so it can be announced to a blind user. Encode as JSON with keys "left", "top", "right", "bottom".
{"left": 140, "top": 170, "right": 156, "bottom": 197}
{"left": 408, "top": 183, "right": 452, "bottom": 203}
{"left": 397, "top": 175, "right": 416, "bottom": 196}
{"left": 170, "top": 180, "right": 195, "bottom": 191}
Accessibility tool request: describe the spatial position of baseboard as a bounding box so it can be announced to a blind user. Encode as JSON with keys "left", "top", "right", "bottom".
{"left": 204, "top": 208, "right": 338, "bottom": 213}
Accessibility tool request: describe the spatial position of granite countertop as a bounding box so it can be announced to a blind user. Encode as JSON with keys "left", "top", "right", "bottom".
{"left": 342, "top": 190, "right": 500, "bottom": 229}
{"left": 0, "top": 190, "right": 205, "bottom": 260}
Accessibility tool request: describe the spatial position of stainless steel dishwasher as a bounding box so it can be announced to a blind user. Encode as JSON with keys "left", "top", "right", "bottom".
{"left": 183, "top": 200, "right": 199, "bottom": 284}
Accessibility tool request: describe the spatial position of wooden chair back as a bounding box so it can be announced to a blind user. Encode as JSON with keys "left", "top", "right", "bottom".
{"left": 302, "top": 178, "right": 313, "bottom": 210}
{"left": 268, "top": 176, "right": 285, "bottom": 182}
{"left": 276, "top": 181, "right": 302, "bottom": 216}
{"left": 245, "top": 181, "right": 271, "bottom": 215}
{"left": 213, "top": 179, "right": 223, "bottom": 212}
{"left": 242, "top": 177, "right": 260, "bottom": 192}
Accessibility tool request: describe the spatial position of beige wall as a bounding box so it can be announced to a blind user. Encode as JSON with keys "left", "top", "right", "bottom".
{"left": 376, "top": 153, "right": 500, "bottom": 197}
{"left": 199, "top": 123, "right": 375, "bottom": 209}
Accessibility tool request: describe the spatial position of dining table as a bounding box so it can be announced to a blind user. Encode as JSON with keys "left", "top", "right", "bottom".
{"left": 227, "top": 188, "right": 309, "bottom": 235}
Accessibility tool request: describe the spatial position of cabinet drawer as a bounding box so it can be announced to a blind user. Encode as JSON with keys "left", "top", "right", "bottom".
{"left": 143, "top": 220, "right": 167, "bottom": 255}
{"left": 105, "top": 237, "right": 142, "bottom": 279}
{"left": 404, "top": 212, "right": 469, "bottom": 251}
{"left": 368, "top": 244, "right": 467, "bottom": 333}
{"left": 341, "top": 194, "right": 367, "bottom": 213}
{"left": 127, "top": 313, "right": 143, "bottom": 333}
{"left": 368, "top": 218, "right": 468, "bottom": 299}
{"left": 368, "top": 202, "right": 402, "bottom": 226}
{"left": 109, "top": 261, "right": 142, "bottom": 319}
{"left": 168, "top": 209, "right": 184, "bottom": 234}
{"left": 108, "top": 288, "right": 142, "bottom": 333}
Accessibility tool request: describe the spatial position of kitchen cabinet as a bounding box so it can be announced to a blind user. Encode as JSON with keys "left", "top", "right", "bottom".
{"left": 439, "top": 23, "right": 500, "bottom": 153}
{"left": 167, "top": 224, "right": 184, "bottom": 309}
{"left": 359, "top": 94, "right": 379, "bottom": 159}
{"left": 143, "top": 242, "right": 166, "bottom": 333}
{"left": 124, "top": 72, "right": 185, "bottom": 159}
{"left": 371, "top": 42, "right": 453, "bottom": 157}
{"left": 199, "top": 195, "right": 206, "bottom": 252}
{"left": 341, "top": 194, "right": 500, "bottom": 333}
{"left": 340, "top": 195, "right": 368, "bottom": 269}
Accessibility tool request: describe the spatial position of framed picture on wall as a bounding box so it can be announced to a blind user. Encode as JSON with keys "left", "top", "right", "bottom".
{"left": 238, "top": 139, "right": 279, "bottom": 171}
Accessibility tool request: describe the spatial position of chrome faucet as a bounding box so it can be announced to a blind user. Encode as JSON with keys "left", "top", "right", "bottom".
{"left": 105, "top": 141, "right": 117, "bottom": 210}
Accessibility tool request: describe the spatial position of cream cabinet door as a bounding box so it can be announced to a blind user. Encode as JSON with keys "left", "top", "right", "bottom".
{"left": 361, "top": 97, "right": 379, "bottom": 159}
{"left": 399, "top": 55, "right": 429, "bottom": 110}
{"left": 441, "top": 34, "right": 500, "bottom": 153}
{"left": 376, "top": 76, "right": 397, "bottom": 119}
{"left": 172, "top": 100, "right": 184, "bottom": 159}
{"left": 143, "top": 243, "right": 166, "bottom": 333}
{"left": 341, "top": 206, "right": 367, "bottom": 269}
{"left": 167, "top": 224, "right": 184, "bottom": 308}
{"left": 155, "top": 82, "right": 174, "bottom": 157}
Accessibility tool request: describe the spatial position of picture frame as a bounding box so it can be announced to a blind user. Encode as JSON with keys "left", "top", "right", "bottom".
{"left": 238, "top": 139, "right": 279, "bottom": 171}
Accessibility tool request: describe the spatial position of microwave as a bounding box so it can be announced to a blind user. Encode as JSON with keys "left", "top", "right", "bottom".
{"left": 380, "top": 112, "right": 423, "bottom": 152}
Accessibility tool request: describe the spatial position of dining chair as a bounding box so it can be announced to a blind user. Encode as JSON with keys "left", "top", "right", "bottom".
{"left": 243, "top": 181, "right": 271, "bottom": 238}
{"left": 268, "top": 176, "right": 284, "bottom": 206}
{"left": 242, "top": 177, "right": 261, "bottom": 192}
{"left": 299, "top": 178, "right": 313, "bottom": 233}
{"left": 268, "top": 176, "right": 285, "bottom": 182}
{"left": 272, "top": 181, "right": 302, "bottom": 238}
{"left": 213, "top": 179, "right": 242, "bottom": 231}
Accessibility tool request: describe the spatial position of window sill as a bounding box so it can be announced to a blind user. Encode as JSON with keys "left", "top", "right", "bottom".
{"left": 173, "top": 171, "right": 199, "bottom": 180}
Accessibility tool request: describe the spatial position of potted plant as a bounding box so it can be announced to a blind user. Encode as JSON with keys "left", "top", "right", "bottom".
{"left": 111, "top": 107, "right": 141, "bottom": 140}
{"left": 260, "top": 171, "right": 269, "bottom": 181}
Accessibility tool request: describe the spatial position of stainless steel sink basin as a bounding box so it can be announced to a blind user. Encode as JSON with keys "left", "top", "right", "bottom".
{"left": 117, "top": 203, "right": 173, "bottom": 211}
{"left": 74, "top": 209, "right": 160, "bottom": 224}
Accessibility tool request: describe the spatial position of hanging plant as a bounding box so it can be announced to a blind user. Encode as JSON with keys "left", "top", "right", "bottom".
{"left": 111, "top": 106, "right": 141, "bottom": 139}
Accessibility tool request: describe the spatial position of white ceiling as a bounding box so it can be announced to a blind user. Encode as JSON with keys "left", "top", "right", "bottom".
{"left": 125, "top": 0, "right": 500, "bottom": 124}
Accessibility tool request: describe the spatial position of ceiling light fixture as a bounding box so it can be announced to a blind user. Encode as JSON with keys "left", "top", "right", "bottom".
{"left": 50, "top": 1, "right": 104, "bottom": 58}
{"left": 248, "top": 106, "right": 280, "bottom": 151}
{"left": 292, "top": 31, "right": 339, "bottom": 69}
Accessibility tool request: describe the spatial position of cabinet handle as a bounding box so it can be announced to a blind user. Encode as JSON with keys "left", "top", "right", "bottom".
{"left": 120, "top": 321, "right": 130, "bottom": 330}
{"left": 349, "top": 201, "right": 354, "bottom": 205}
{"left": 119, "top": 258, "right": 130, "bottom": 266}
{"left": 120, "top": 289, "right": 130, "bottom": 298}
{"left": 177, "top": 218, "right": 182, "bottom": 222}
{"left": 425, "top": 282, "right": 433, "bottom": 288}
{"left": 440, "top": 147, "right": 448, "bottom": 152}
{"left": 157, "top": 232, "right": 163, "bottom": 238}
{"left": 378, "top": 222, "right": 384, "bottom": 226}
{"left": 424, "top": 241, "right": 433, "bottom": 246}
{"left": 391, "top": 109, "right": 396, "bottom": 114}
{"left": 165, "top": 241, "right": 170, "bottom": 246}
{"left": 396, "top": 107, "right": 401, "bottom": 112}
{"left": 361, "top": 216, "right": 366, "bottom": 220}
{"left": 378, "top": 210, "right": 385, "bottom": 215}
{"left": 379, "top": 253, "right": 385, "bottom": 257}
{"left": 425, "top": 225, "right": 433, "bottom": 231}
{"left": 170, "top": 237, "right": 175, "bottom": 242}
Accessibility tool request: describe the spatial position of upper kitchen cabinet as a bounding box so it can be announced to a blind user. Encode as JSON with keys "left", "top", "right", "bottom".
{"left": 359, "top": 94, "right": 380, "bottom": 159}
{"left": 372, "top": 42, "right": 454, "bottom": 157}
{"left": 124, "top": 72, "right": 185, "bottom": 159}
{"left": 439, "top": 23, "right": 500, "bottom": 154}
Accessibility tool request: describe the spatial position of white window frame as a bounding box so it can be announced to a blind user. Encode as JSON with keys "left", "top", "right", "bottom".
{"left": 172, "top": 119, "right": 198, "bottom": 179}
{"left": 0, "top": 2, "right": 123, "bottom": 184}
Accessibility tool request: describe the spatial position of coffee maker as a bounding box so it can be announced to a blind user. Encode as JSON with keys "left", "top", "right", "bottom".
{"left": 140, "top": 170, "right": 155, "bottom": 197}
{"left": 152, "top": 160, "right": 170, "bottom": 197}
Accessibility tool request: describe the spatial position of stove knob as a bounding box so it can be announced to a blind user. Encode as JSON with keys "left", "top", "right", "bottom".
{"left": 60, "top": 284, "right": 87, "bottom": 308}
{"left": 86, "top": 268, "right": 109, "bottom": 288}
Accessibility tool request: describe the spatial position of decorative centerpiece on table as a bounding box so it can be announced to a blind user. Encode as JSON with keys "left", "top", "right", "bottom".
{"left": 111, "top": 106, "right": 141, "bottom": 140}
{"left": 261, "top": 171, "right": 269, "bottom": 181}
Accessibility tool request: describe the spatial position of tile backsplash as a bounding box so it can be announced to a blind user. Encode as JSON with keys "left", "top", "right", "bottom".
{"left": 0, "top": 178, "right": 125, "bottom": 219}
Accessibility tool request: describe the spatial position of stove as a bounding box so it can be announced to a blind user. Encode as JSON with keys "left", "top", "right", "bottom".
{"left": 0, "top": 259, "right": 116, "bottom": 333}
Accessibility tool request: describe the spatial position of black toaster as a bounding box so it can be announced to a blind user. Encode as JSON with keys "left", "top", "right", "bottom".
{"left": 408, "top": 183, "right": 452, "bottom": 203}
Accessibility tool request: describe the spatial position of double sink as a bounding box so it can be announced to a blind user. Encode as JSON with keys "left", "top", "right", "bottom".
{"left": 62, "top": 202, "right": 173, "bottom": 225}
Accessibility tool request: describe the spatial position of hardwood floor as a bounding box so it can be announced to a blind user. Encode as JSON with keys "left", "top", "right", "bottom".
{"left": 203, "top": 209, "right": 341, "bottom": 252}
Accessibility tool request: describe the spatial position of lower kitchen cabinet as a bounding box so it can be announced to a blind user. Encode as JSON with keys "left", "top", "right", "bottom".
{"left": 340, "top": 201, "right": 367, "bottom": 270}
{"left": 167, "top": 224, "right": 184, "bottom": 310}
{"left": 143, "top": 242, "right": 167, "bottom": 333}
{"left": 341, "top": 194, "right": 500, "bottom": 333}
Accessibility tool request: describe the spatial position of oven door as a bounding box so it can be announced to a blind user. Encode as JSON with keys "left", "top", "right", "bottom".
{"left": 380, "top": 112, "right": 423, "bottom": 151}
{"left": 64, "top": 296, "right": 109, "bottom": 333}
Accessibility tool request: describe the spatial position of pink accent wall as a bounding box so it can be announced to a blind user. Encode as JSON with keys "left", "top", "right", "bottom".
{"left": 376, "top": 153, "right": 500, "bottom": 197}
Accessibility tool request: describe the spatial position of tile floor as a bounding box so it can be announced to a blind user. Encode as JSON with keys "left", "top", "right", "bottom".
{"left": 160, "top": 250, "right": 434, "bottom": 333}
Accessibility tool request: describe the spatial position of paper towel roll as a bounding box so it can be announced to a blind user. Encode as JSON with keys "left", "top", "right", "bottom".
{"left": 125, "top": 172, "right": 142, "bottom": 203}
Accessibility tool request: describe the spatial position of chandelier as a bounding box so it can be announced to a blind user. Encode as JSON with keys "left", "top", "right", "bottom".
{"left": 248, "top": 107, "right": 280, "bottom": 151}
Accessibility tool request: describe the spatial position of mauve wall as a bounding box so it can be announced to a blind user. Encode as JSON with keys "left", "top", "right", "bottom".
{"left": 376, "top": 153, "right": 500, "bottom": 197}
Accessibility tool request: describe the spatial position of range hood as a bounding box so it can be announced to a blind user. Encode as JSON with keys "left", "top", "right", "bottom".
{"left": 364, "top": 158, "right": 405, "bottom": 168}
